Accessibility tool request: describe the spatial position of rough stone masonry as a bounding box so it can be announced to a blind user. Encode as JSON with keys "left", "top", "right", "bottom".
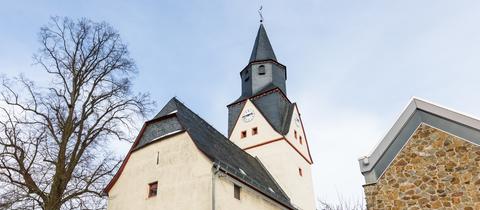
{"left": 364, "top": 124, "right": 480, "bottom": 210}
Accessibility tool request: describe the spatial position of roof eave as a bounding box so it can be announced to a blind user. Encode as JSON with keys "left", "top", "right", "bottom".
{"left": 359, "top": 97, "right": 480, "bottom": 174}
{"left": 227, "top": 87, "right": 290, "bottom": 107}
{"left": 213, "top": 162, "right": 296, "bottom": 210}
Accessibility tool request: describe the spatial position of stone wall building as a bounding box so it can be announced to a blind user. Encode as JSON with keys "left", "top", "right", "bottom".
{"left": 359, "top": 98, "right": 480, "bottom": 209}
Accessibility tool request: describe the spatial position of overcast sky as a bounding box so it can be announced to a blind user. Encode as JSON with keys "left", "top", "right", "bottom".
{"left": 2, "top": 0, "right": 480, "bottom": 205}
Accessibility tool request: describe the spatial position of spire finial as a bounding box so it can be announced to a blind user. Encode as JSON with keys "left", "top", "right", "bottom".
{"left": 258, "top": 6, "right": 264, "bottom": 23}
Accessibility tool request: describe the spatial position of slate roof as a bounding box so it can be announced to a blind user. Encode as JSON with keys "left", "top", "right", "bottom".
{"left": 231, "top": 83, "right": 279, "bottom": 105}
{"left": 133, "top": 116, "right": 183, "bottom": 150}
{"left": 147, "top": 98, "right": 295, "bottom": 209}
{"left": 251, "top": 91, "right": 295, "bottom": 135}
{"left": 250, "top": 24, "right": 277, "bottom": 62}
{"left": 229, "top": 87, "right": 295, "bottom": 136}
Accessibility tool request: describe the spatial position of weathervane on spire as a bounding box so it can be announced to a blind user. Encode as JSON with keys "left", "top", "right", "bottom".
{"left": 258, "top": 6, "right": 264, "bottom": 23}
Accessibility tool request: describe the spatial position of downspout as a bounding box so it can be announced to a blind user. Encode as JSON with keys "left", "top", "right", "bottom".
{"left": 212, "top": 163, "right": 221, "bottom": 210}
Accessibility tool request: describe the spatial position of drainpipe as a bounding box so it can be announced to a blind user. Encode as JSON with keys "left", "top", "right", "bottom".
{"left": 212, "top": 163, "right": 221, "bottom": 210}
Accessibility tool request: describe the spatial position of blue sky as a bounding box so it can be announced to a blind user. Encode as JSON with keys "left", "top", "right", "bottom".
{"left": 2, "top": 0, "right": 480, "bottom": 204}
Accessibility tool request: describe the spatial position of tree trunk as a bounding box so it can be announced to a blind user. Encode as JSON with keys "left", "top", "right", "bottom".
{"left": 43, "top": 198, "right": 62, "bottom": 210}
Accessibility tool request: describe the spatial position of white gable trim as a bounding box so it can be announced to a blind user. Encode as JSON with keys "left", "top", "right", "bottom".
{"left": 291, "top": 104, "right": 314, "bottom": 164}
{"left": 359, "top": 97, "right": 480, "bottom": 184}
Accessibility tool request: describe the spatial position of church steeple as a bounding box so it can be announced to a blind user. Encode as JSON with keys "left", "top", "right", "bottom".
{"left": 227, "top": 22, "right": 316, "bottom": 210}
{"left": 236, "top": 24, "right": 287, "bottom": 100}
{"left": 227, "top": 23, "right": 289, "bottom": 136}
{"left": 249, "top": 24, "right": 277, "bottom": 62}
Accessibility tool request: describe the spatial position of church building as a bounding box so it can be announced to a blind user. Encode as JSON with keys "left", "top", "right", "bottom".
{"left": 104, "top": 24, "right": 316, "bottom": 210}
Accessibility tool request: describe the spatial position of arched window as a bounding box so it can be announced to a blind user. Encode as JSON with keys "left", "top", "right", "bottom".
{"left": 258, "top": 65, "right": 266, "bottom": 75}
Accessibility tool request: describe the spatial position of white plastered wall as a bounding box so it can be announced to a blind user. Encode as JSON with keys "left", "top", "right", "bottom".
{"left": 107, "top": 132, "right": 212, "bottom": 210}
{"left": 247, "top": 141, "right": 316, "bottom": 210}
{"left": 282, "top": 106, "right": 315, "bottom": 210}
{"left": 215, "top": 174, "right": 288, "bottom": 210}
{"left": 284, "top": 105, "right": 312, "bottom": 163}
{"left": 229, "top": 100, "right": 316, "bottom": 210}
{"left": 230, "top": 99, "right": 282, "bottom": 148}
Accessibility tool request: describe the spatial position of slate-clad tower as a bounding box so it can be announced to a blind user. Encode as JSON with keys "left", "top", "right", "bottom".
{"left": 228, "top": 24, "right": 290, "bottom": 136}
{"left": 228, "top": 24, "right": 316, "bottom": 210}
{"left": 240, "top": 24, "right": 286, "bottom": 98}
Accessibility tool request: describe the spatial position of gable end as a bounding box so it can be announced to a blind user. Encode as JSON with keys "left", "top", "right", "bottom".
{"left": 360, "top": 99, "right": 480, "bottom": 184}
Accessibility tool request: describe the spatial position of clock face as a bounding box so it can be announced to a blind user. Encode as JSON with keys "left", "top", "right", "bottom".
{"left": 295, "top": 117, "right": 301, "bottom": 127}
{"left": 242, "top": 109, "right": 255, "bottom": 122}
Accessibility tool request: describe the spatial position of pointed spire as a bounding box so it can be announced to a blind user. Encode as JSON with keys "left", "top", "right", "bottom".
{"left": 249, "top": 24, "right": 277, "bottom": 63}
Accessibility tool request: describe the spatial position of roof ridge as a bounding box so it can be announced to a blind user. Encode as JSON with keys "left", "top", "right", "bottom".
{"left": 152, "top": 97, "right": 180, "bottom": 120}
{"left": 172, "top": 99, "right": 229, "bottom": 141}
{"left": 228, "top": 86, "right": 290, "bottom": 107}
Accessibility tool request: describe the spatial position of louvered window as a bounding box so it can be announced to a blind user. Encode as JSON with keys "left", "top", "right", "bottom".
{"left": 258, "top": 65, "right": 266, "bottom": 75}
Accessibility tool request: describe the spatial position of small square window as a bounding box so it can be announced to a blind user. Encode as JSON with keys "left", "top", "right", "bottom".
{"left": 148, "top": 182, "right": 158, "bottom": 197}
{"left": 241, "top": 131, "right": 247, "bottom": 138}
{"left": 298, "top": 168, "right": 303, "bottom": 177}
{"left": 234, "top": 184, "right": 241, "bottom": 200}
{"left": 299, "top": 136, "right": 303, "bottom": 145}
{"left": 252, "top": 127, "right": 258, "bottom": 135}
{"left": 294, "top": 130, "right": 298, "bottom": 139}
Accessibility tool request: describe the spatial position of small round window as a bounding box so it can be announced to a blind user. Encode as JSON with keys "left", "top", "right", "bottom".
{"left": 258, "top": 65, "right": 266, "bottom": 75}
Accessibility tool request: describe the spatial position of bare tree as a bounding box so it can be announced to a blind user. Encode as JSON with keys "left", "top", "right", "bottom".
{"left": 318, "top": 196, "right": 366, "bottom": 210}
{"left": 0, "top": 17, "right": 152, "bottom": 210}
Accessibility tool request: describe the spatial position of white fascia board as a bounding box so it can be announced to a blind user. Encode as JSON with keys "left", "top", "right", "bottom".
{"left": 359, "top": 97, "right": 480, "bottom": 173}
{"left": 151, "top": 129, "right": 184, "bottom": 142}
{"left": 413, "top": 97, "right": 480, "bottom": 130}
{"left": 358, "top": 98, "right": 417, "bottom": 172}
